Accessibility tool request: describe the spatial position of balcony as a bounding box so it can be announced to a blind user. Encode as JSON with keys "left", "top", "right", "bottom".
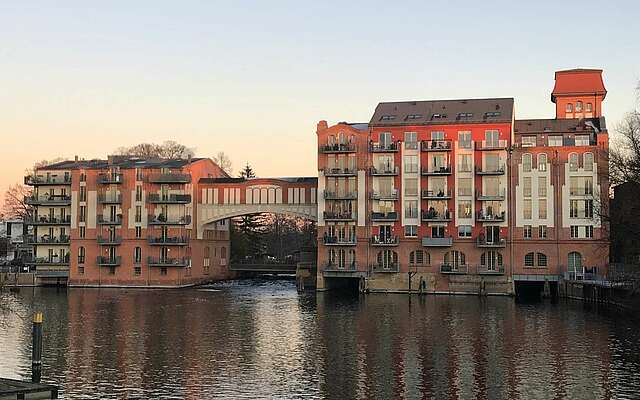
{"left": 440, "top": 263, "right": 468, "bottom": 274}
{"left": 371, "top": 263, "right": 399, "bottom": 273}
{"left": 97, "top": 256, "right": 122, "bottom": 266}
{"left": 98, "top": 173, "right": 124, "bottom": 184}
{"left": 323, "top": 191, "right": 357, "bottom": 200}
{"left": 25, "top": 215, "right": 72, "bottom": 226}
{"left": 421, "top": 165, "right": 452, "bottom": 176}
{"left": 323, "top": 236, "right": 357, "bottom": 246}
{"left": 24, "top": 175, "right": 71, "bottom": 186}
{"left": 476, "top": 189, "right": 506, "bottom": 201}
{"left": 476, "top": 211, "right": 506, "bottom": 222}
{"left": 370, "top": 190, "right": 398, "bottom": 201}
{"left": 369, "top": 166, "right": 399, "bottom": 176}
{"left": 147, "top": 236, "right": 189, "bottom": 246}
{"left": 147, "top": 257, "right": 190, "bottom": 267}
{"left": 421, "top": 190, "right": 452, "bottom": 200}
{"left": 319, "top": 143, "right": 356, "bottom": 153}
{"left": 25, "top": 235, "right": 70, "bottom": 245}
{"left": 475, "top": 139, "right": 507, "bottom": 151}
{"left": 98, "top": 193, "right": 122, "bottom": 204}
{"left": 147, "top": 193, "right": 192, "bottom": 204}
{"left": 25, "top": 255, "right": 70, "bottom": 266}
{"left": 477, "top": 265, "right": 506, "bottom": 275}
{"left": 323, "top": 262, "right": 357, "bottom": 272}
{"left": 475, "top": 164, "right": 506, "bottom": 175}
{"left": 146, "top": 173, "right": 191, "bottom": 184}
{"left": 148, "top": 214, "right": 192, "bottom": 225}
{"left": 421, "top": 209, "right": 452, "bottom": 222}
{"left": 323, "top": 211, "right": 356, "bottom": 222}
{"left": 422, "top": 237, "right": 453, "bottom": 247}
{"left": 24, "top": 195, "right": 71, "bottom": 206}
{"left": 97, "top": 236, "right": 123, "bottom": 245}
{"left": 97, "top": 215, "right": 123, "bottom": 225}
{"left": 370, "top": 236, "right": 399, "bottom": 246}
{"left": 323, "top": 167, "right": 357, "bottom": 177}
{"left": 369, "top": 141, "right": 399, "bottom": 152}
{"left": 421, "top": 140, "right": 452, "bottom": 152}
{"left": 371, "top": 211, "right": 398, "bottom": 222}
{"left": 476, "top": 237, "right": 507, "bottom": 248}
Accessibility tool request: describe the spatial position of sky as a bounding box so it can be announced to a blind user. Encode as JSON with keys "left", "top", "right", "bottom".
{"left": 1, "top": 0, "right": 639, "bottom": 204}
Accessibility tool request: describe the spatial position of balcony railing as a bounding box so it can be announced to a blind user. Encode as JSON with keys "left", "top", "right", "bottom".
{"left": 98, "top": 193, "right": 122, "bottom": 204}
{"left": 97, "top": 215, "right": 123, "bottom": 225}
{"left": 369, "top": 166, "right": 399, "bottom": 176}
{"left": 146, "top": 173, "right": 191, "bottom": 184}
{"left": 323, "top": 167, "right": 357, "bottom": 177}
{"left": 369, "top": 141, "right": 399, "bottom": 152}
{"left": 475, "top": 164, "right": 506, "bottom": 175}
{"left": 98, "top": 173, "right": 124, "bottom": 184}
{"left": 370, "top": 190, "right": 398, "bottom": 201}
{"left": 476, "top": 139, "right": 507, "bottom": 151}
{"left": 323, "top": 236, "right": 357, "bottom": 246}
{"left": 323, "top": 262, "right": 357, "bottom": 272}
{"left": 476, "top": 211, "right": 506, "bottom": 222}
{"left": 97, "top": 256, "right": 122, "bottom": 266}
{"left": 421, "top": 140, "right": 452, "bottom": 152}
{"left": 147, "top": 236, "right": 189, "bottom": 246}
{"left": 477, "top": 265, "right": 506, "bottom": 275}
{"left": 569, "top": 188, "right": 594, "bottom": 196}
{"left": 476, "top": 189, "right": 506, "bottom": 201}
{"left": 319, "top": 143, "right": 356, "bottom": 153}
{"left": 371, "top": 263, "right": 399, "bottom": 273}
{"left": 421, "top": 189, "right": 452, "bottom": 200}
{"left": 371, "top": 212, "right": 398, "bottom": 222}
{"left": 24, "top": 255, "right": 70, "bottom": 266}
{"left": 440, "top": 263, "right": 468, "bottom": 274}
{"left": 476, "top": 237, "right": 506, "bottom": 247}
{"left": 97, "top": 236, "right": 123, "bottom": 245}
{"left": 147, "top": 257, "right": 190, "bottom": 267}
{"left": 25, "top": 215, "right": 72, "bottom": 225}
{"left": 25, "top": 235, "right": 70, "bottom": 245}
{"left": 147, "top": 214, "right": 192, "bottom": 225}
{"left": 24, "top": 175, "right": 71, "bottom": 185}
{"left": 422, "top": 237, "right": 453, "bottom": 247}
{"left": 323, "top": 191, "right": 357, "bottom": 200}
{"left": 421, "top": 209, "right": 452, "bottom": 222}
{"left": 421, "top": 165, "right": 452, "bottom": 175}
{"left": 147, "top": 193, "right": 192, "bottom": 203}
{"left": 24, "top": 195, "right": 71, "bottom": 206}
{"left": 370, "top": 236, "right": 399, "bottom": 246}
{"left": 323, "top": 211, "right": 356, "bottom": 221}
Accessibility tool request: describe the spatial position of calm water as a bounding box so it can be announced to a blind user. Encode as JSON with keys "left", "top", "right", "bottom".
{"left": 1, "top": 280, "right": 640, "bottom": 399}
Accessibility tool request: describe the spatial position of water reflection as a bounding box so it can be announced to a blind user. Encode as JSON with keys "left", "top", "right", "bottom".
{"left": 1, "top": 281, "right": 639, "bottom": 399}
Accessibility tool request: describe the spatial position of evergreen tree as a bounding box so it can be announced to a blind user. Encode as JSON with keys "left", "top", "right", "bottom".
{"left": 231, "top": 163, "right": 264, "bottom": 261}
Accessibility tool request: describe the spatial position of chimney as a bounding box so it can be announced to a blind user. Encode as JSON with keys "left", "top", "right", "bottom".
{"left": 317, "top": 120, "right": 328, "bottom": 133}
{"left": 74, "top": 155, "right": 79, "bottom": 162}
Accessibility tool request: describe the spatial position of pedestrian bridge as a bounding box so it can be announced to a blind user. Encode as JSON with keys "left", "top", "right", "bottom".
{"left": 196, "top": 177, "right": 318, "bottom": 238}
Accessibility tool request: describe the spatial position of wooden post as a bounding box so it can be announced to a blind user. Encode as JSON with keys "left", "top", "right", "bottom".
{"left": 32, "top": 312, "right": 43, "bottom": 383}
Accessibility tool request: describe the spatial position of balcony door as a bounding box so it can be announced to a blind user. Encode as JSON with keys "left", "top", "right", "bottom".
{"left": 377, "top": 250, "right": 397, "bottom": 269}
{"left": 379, "top": 132, "right": 392, "bottom": 148}
{"left": 485, "top": 226, "right": 500, "bottom": 244}
{"left": 485, "top": 130, "right": 499, "bottom": 147}
{"left": 379, "top": 225, "right": 392, "bottom": 242}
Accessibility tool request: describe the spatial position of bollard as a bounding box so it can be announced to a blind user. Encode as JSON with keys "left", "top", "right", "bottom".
{"left": 32, "top": 312, "right": 43, "bottom": 383}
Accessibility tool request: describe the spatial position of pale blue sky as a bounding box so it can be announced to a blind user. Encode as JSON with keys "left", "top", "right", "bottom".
{"left": 1, "top": 0, "right": 639, "bottom": 198}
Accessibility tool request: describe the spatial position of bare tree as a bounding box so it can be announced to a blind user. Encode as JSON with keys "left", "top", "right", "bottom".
{"left": 610, "top": 110, "right": 640, "bottom": 186}
{"left": 115, "top": 141, "right": 195, "bottom": 159}
{"left": 24, "top": 157, "right": 65, "bottom": 177}
{"left": 2, "top": 184, "right": 32, "bottom": 219}
{"left": 213, "top": 151, "right": 233, "bottom": 175}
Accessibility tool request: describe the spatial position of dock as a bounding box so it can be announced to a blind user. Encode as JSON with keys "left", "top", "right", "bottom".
{"left": 0, "top": 378, "right": 58, "bottom": 399}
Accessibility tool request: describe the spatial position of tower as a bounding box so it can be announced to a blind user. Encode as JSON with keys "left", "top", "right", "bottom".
{"left": 551, "top": 69, "right": 607, "bottom": 119}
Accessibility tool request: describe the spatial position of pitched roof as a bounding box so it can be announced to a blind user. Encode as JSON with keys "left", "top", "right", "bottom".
{"left": 369, "top": 98, "right": 514, "bottom": 127}
{"left": 514, "top": 117, "right": 607, "bottom": 134}
{"left": 551, "top": 68, "right": 607, "bottom": 102}
{"left": 39, "top": 157, "right": 205, "bottom": 170}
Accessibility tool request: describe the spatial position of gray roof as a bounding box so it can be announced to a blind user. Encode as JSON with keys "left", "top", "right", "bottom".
{"left": 514, "top": 117, "right": 607, "bottom": 135}
{"left": 348, "top": 123, "right": 369, "bottom": 131}
{"left": 369, "top": 98, "right": 514, "bottom": 127}
{"left": 199, "top": 177, "right": 317, "bottom": 184}
{"left": 39, "top": 157, "right": 205, "bottom": 170}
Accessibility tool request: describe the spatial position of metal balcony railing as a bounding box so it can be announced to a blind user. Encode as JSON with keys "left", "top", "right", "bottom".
{"left": 97, "top": 236, "right": 123, "bottom": 245}
{"left": 421, "top": 140, "right": 452, "bottom": 151}
{"left": 147, "top": 257, "right": 190, "bottom": 267}
{"left": 97, "top": 215, "right": 123, "bottom": 225}
{"left": 98, "top": 173, "right": 124, "bottom": 184}
{"left": 422, "top": 237, "right": 453, "bottom": 247}
{"left": 24, "top": 235, "right": 70, "bottom": 244}
{"left": 319, "top": 143, "right": 356, "bottom": 153}
{"left": 147, "top": 214, "right": 192, "bottom": 225}
{"left": 97, "top": 193, "right": 122, "bottom": 204}
{"left": 24, "top": 175, "right": 72, "bottom": 185}
{"left": 24, "top": 195, "right": 71, "bottom": 205}
{"left": 421, "top": 165, "right": 452, "bottom": 175}
{"left": 147, "top": 236, "right": 189, "bottom": 245}
{"left": 421, "top": 189, "right": 452, "bottom": 199}
{"left": 476, "top": 211, "right": 506, "bottom": 222}
{"left": 476, "top": 139, "right": 507, "bottom": 150}
{"left": 24, "top": 255, "right": 70, "bottom": 266}
{"left": 369, "top": 141, "right": 399, "bottom": 152}
{"left": 323, "top": 167, "right": 357, "bottom": 177}
{"left": 323, "top": 262, "right": 357, "bottom": 272}
{"left": 25, "top": 215, "right": 72, "bottom": 225}
{"left": 421, "top": 209, "right": 452, "bottom": 222}
{"left": 322, "top": 236, "right": 357, "bottom": 246}
{"left": 370, "top": 236, "right": 399, "bottom": 246}
{"left": 476, "top": 189, "right": 506, "bottom": 201}
{"left": 475, "top": 164, "right": 506, "bottom": 175}
{"left": 440, "top": 263, "right": 468, "bottom": 274}
{"left": 370, "top": 190, "right": 398, "bottom": 200}
{"left": 477, "top": 265, "right": 506, "bottom": 275}
{"left": 369, "top": 166, "right": 399, "bottom": 176}
{"left": 476, "top": 237, "right": 507, "bottom": 247}
{"left": 371, "top": 212, "right": 398, "bottom": 222}
{"left": 323, "top": 191, "right": 357, "bottom": 200}
{"left": 146, "top": 173, "right": 191, "bottom": 184}
{"left": 371, "top": 263, "right": 399, "bottom": 273}
{"left": 147, "top": 193, "right": 192, "bottom": 203}
{"left": 97, "top": 256, "right": 122, "bottom": 266}
{"left": 323, "top": 211, "right": 356, "bottom": 221}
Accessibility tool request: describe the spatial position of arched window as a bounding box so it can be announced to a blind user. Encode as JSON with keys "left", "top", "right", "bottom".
{"left": 566, "top": 103, "right": 573, "bottom": 113}
{"left": 568, "top": 252, "right": 582, "bottom": 273}
{"left": 586, "top": 103, "right": 593, "bottom": 112}
{"left": 583, "top": 153, "right": 594, "bottom": 171}
{"left": 204, "top": 246, "right": 210, "bottom": 267}
{"left": 522, "top": 153, "right": 532, "bottom": 172}
{"left": 328, "top": 249, "right": 337, "bottom": 266}
{"left": 348, "top": 249, "right": 356, "bottom": 268}
{"left": 524, "top": 252, "right": 535, "bottom": 267}
{"left": 327, "top": 135, "right": 336, "bottom": 146}
{"left": 409, "top": 250, "right": 429, "bottom": 266}
{"left": 569, "top": 153, "right": 579, "bottom": 171}
{"left": 537, "top": 253, "right": 547, "bottom": 267}
{"left": 78, "top": 246, "right": 85, "bottom": 264}
{"left": 338, "top": 132, "right": 346, "bottom": 145}
{"left": 481, "top": 251, "right": 503, "bottom": 271}
{"left": 538, "top": 153, "right": 547, "bottom": 171}
{"left": 221, "top": 247, "right": 227, "bottom": 259}
{"left": 444, "top": 251, "right": 465, "bottom": 268}
{"left": 134, "top": 246, "right": 142, "bottom": 263}
{"left": 376, "top": 250, "right": 398, "bottom": 270}
{"left": 575, "top": 101, "right": 583, "bottom": 112}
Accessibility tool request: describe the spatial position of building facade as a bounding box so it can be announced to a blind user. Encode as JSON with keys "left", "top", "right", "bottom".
{"left": 317, "top": 69, "right": 609, "bottom": 293}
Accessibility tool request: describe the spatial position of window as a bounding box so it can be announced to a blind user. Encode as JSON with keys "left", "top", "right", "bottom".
{"left": 80, "top": 172, "right": 86, "bottom": 182}
{"left": 568, "top": 252, "right": 582, "bottom": 273}
{"left": 538, "top": 154, "right": 547, "bottom": 171}
{"left": 404, "top": 225, "right": 417, "bottom": 237}
{"left": 404, "top": 155, "right": 418, "bottom": 173}
{"left": 457, "top": 112, "right": 473, "bottom": 119}
{"left": 524, "top": 225, "right": 532, "bottom": 239}
{"left": 537, "top": 253, "right": 547, "bottom": 267}
{"left": 481, "top": 251, "right": 503, "bottom": 271}
{"left": 136, "top": 168, "right": 144, "bottom": 181}
{"left": 405, "top": 200, "right": 418, "bottom": 218}
{"left": 204, "top": 246, "right": 211, "bottom": 267}
{"left": 376, "top": 250, "right": 398, "bottom": 269}
{"left": 78, "top": 266, "right": 85, "bottom": 274}
{"left": 523, "top": 200, "right": 532, "bottom": 219}
{"left": 136, "top": 226, "right": 142, "bottom": 238}
{"left": 134, "top": 266, "right": 141, "bottom": 276}
{"left": 575, "top": 135, "right": 590, "bottom": 146}
{"left": 522, "top": 154, "right": 532, "bottom": 172}
{"left": 80, "top": 186, "right": 86, "bottom": 202}
{"left": 458, "top": 154, "right": 472, "bottom": 172}
{"left": 160, "top": 267, "right": 168, "bottom": 276}
{"left": 406, "top": 114, "right": 423, "bottom": 120}
{"left": 575, "top": 101, "right": 583, "bottom": 112}
{"left": 135, "top": 206, "right": 142, "bottom": 223}
{"left": 458, "top": 201, "right": 472, "bottom": 219}
{"left": 539, "top": 225, "right": 547, "bottom": 238}
{"left": 522, "top": 136, "right": 536, "bottom": 147}
{"left": 458, "top": 131, "right": 472, "bottom": 149}
{"left": 485, "top": 130, "right": 500, "bottom": 147}
{"left": 566, "top": 103, "right": 573, "bottom": 113}
{"left": 548, "top": 136, "right": 563, "bottom": 147}
{"left": 444, "top": 251, "right": 466, "bottom": 267}
{"left": 79, "top": 226, "right": 85, "bottom": 239}
{"left": 79, "top": 206, "right": 86, "bottom": 223}
{"left": 136, "top": 186, "right": 143, "bottom": 202}
{"left": 571, "top": 226, "right": 579, "bottom": 238}
{"left": 458, "top": 178, "right": 472, "bottom": 196}
{"left": 78, "top": 246, "right": 85, "bottom": 264}
{"left": 409, "top": 250, "right": 429, "bottom": 266}
{"left": 538, "top": 199, "right": 547, "bottom": 219}
{"left": 134, "top": 247, "right": 142, "bottom": 263}
{"left": 431, "top": 226, "right": 445, "bottom": 238}
{"left": 380, "top": 115, "right": 395, "bottom": 121}
{"left": 404, "top": 132, "right": 418, "bottom": 150}
{"left": 523, "top": 177, "right": 532, "bottom": 197}
{"left": 586, "top": 103, "right": 592, "bottom": 112}
{"left": 109, "top": 266, "right": 116, "bottom": 275}
{"left": 569, "top": 153, "right": 579, "bottom": 171}
{"left": 538, "top": 177, "right": 547, "bottom": 197}
{"left": 458, "top": 225, "right": 472, "bottom": 238}
{"left": 584, "top": 153, "right": 594, "bottom": 171}
{"left": 405, "top": 178, "right": 418, "bottom": 196}
{"left": 525, "top": 252, "right": 535, "bottom": 267}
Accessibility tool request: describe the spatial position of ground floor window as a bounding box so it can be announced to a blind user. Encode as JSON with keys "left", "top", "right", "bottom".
{"left": 78, "top": 266, "right": 84, "bottom": 274}
{"left": 134, "top": 266, "right": 141, "bottom": 276}
{"left": 108, "top": 266, "right": 116, "bottom": 275}
{"left": 160, "top": 267, "right": 168, "bottom": 276}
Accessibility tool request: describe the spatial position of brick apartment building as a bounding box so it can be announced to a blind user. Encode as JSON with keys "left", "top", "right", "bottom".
{"left": 317, "top": 69, "right": 609, "bottom": 293}
{"left": 25, "top": 156, "right": 232, "bottom": 287}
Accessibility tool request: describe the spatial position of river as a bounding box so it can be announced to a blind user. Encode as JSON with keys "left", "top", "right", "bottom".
{"left": 1, "top": 280, "right": 639, "bottom": 399}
